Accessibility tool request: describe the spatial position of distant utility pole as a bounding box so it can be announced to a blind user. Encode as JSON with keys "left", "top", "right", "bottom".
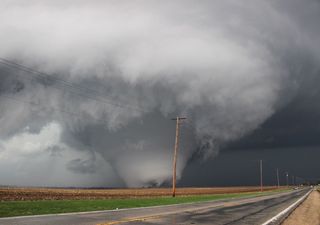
{"left": 276, "top": 168, "right": 280, "bottom": 188}
{"left": 171, "top": 116, "right": 186, "bottom": 197}
{"left": 292, "top": 175, "right": 295, "bottom": 186}
{"left": 286, "top": 172, "right": 289, "bottom": 187}
{"left": 260, "top": 160, "right": 263, "bottom": 192}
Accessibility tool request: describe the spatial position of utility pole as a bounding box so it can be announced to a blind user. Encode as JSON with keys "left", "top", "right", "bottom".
{"left": 292, "top": 175, "right": 295, "bottom": 186}
{"left": 286, "top": 172, "right": 289, "bottom": 187}
{"left": 260, "top": 160, "right": 263, "bottom": 192}
{"left": 276, "top": 168, "right": 280, "bottom": 188}
{"left": 171, "top": 116, "right": 186, "bottom": 197}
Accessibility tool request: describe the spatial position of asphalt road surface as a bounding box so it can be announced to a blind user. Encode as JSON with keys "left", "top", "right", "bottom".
{"left": 0, "top": 188, "right": 310, "bottom": 225}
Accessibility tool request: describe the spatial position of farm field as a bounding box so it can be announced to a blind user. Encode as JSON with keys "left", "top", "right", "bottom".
{"left": 0, "top": 186, "right": 280, "bottom": 201}
{"left": 0, "top": 187, "right": 289, "bottom": 218}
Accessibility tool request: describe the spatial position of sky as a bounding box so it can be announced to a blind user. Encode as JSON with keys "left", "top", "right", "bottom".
{"left": 0, "top": 0, "right": 320, "bottom": 187}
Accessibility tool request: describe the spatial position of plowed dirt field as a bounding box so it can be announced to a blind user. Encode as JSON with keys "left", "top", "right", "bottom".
{"left": 0, "top": 186, "right": 279, "bottom": 201}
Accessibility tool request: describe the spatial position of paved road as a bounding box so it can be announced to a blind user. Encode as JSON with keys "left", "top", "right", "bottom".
{"left": 0, "top": 188, "right": 310, "bottom": 225}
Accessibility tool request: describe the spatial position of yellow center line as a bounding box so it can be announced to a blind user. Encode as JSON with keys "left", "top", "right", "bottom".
{"left": 97, "top": 215, "right": 163, "bottom": 225}
{"left": 97, "top": 199, "right": 254, "bottom": 224}
{"left": 223, "top": 202, "right": 239, "bottom": 207}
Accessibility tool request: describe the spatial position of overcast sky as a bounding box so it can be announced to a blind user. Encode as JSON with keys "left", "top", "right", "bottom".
{"left": 0, "top": 0, "right": 319, "bottom": 187}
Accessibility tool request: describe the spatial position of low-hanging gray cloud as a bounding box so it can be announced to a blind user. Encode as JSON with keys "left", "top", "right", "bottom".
{"left": 0, "top": 0, "right": 319, "bottom": 187}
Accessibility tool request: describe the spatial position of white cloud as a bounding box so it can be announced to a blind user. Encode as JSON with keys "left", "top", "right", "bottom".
{"left": 0, "top": 122, "right": 121, "bottom": 187}
{"left": 0, "top": 122, "right": 61, "bottom": 158}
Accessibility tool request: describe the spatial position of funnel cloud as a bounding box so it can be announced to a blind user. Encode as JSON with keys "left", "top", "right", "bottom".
{"left": 0, "top": 0, "right": 319, "bottom": 187}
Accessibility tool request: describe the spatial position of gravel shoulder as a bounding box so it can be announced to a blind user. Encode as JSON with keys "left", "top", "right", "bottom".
{"left": 282, "top": 189, "right": 320, "bottom": 225}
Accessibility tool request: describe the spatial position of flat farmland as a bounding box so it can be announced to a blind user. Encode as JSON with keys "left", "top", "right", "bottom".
{"left": 0, "top": 186, "right": 279, "bottom": 201}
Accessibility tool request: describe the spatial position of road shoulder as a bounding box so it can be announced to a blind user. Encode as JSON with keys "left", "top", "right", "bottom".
{"left": 282, "top": 189, "right": 320, "bottom": 225}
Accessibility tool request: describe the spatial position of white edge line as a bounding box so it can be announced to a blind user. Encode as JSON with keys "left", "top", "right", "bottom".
{"left": 260, "top": 189, "right": 313, "bottom": 225}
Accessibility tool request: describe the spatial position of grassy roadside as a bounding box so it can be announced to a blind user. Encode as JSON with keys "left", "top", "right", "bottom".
{"left": 0, "top": 188, "right": 290, "bottom": 218}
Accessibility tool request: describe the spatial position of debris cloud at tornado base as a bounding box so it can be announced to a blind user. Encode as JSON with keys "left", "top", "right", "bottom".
{"left": 0, "top": 0, "right": 319, "bottom": 187}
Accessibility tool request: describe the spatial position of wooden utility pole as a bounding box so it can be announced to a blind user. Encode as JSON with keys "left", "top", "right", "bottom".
{"left": 276, "top": 168, "right": 280, "bottom": 188}
{"left": 292, "top": 175, "right": 295, "bottom": 186}
{"left": 260, "top": 160, "right": 263, "bottom": 192}
{"left": 171, "top": 116, "right": 186, "bottom": 197}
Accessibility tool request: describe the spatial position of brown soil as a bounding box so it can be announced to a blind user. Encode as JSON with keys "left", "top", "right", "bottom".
{"left": 282, "top": 190, "right": 320, "bottom": 225}
{"left": 0, "top": 186, "right": 279, "bottom": 201}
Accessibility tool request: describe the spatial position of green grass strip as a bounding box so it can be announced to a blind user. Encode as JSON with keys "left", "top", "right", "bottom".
{"left": 0, "top": 188, "right": 290, "bottom": 218}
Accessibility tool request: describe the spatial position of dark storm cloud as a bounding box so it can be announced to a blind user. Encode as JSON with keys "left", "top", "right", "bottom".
{"left": 0, "top": 0, "right": 320, "bottom": 187}
{"left": 226, "top": 63, "right": 320, "bottom": 150}
{"left": 181, "top": 146, "right": 320, "bottom": 187}
{"left": 67, "top": 158, "right": 97, "bottom": 174}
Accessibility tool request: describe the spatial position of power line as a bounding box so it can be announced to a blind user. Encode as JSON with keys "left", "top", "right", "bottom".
{"left": 0, "top": 93, "right": 111, "bottom": 127}
{"left": 0, "top": 57, "right": 117, "bottom": 100}
{"left": 0, "top": 57, "right": 147, "bottom": 113}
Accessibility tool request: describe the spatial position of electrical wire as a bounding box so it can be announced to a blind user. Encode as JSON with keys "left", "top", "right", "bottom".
{"left": 0, "top": 93, "right": 111, "bottom": 127}
{"left": 0, "top": 57, "right": 147, "bottom": 113}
